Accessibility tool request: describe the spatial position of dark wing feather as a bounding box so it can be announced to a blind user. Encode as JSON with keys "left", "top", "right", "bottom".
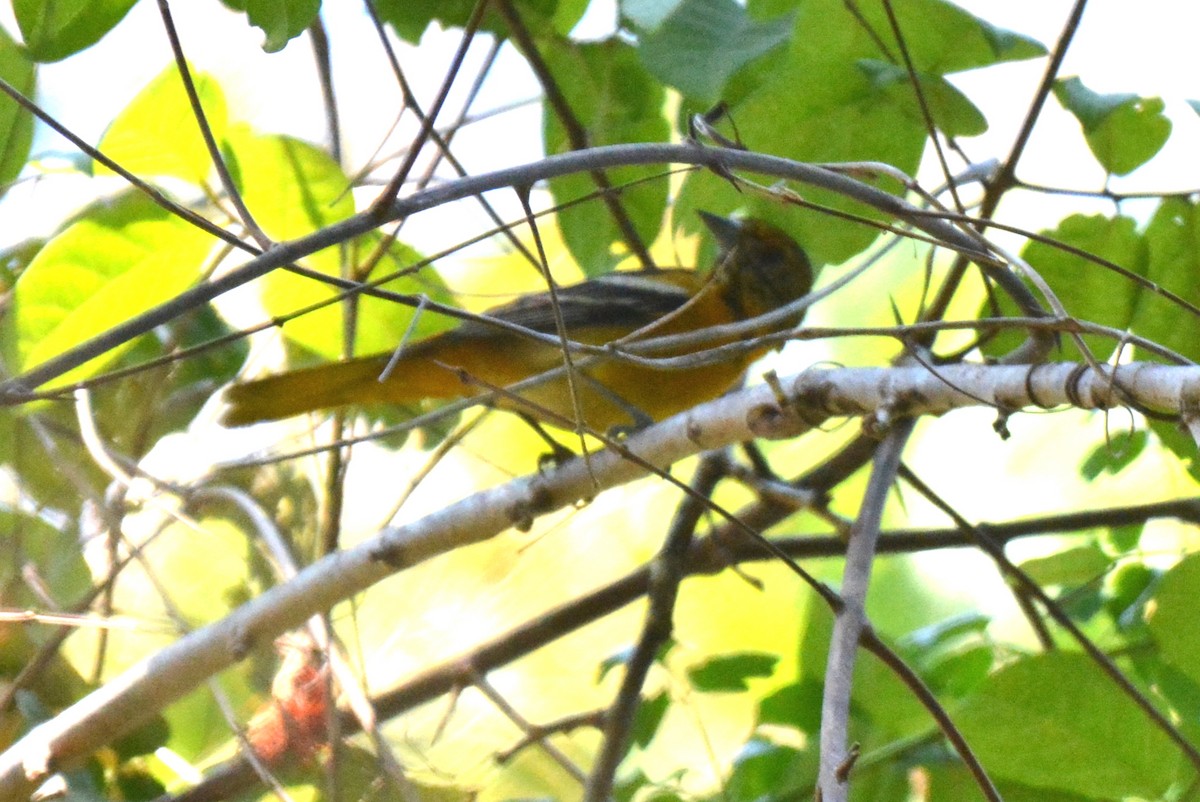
{"left": 454, "top": 271, "right": 694, "bottom": 338}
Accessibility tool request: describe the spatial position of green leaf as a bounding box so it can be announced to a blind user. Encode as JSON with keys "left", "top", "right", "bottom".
{"left": 869, "top": 0, "right": 1046, "bottom": 74}
{"left": 1131, "top": 197, "right": 1200, "bottom": 473}
{"left": 857, "top": 60, "right": 986, "bottom": 137}
{"left": 1104, "top": 522, "right": 1144, "bottom": 554}
{"left": 630, "top": 691, "right": 669, "bottom": 748}
{"left": 267, "top": 238, "right": 454, "bottom": 363}
{"left": 0, "top": 511, "right": 90, "bottom": 614}
{"left": 0, "top": 407, "right": 98, "bottom": 510}
{"left": 1151, "top": 419, "right": 1200, "bottom": 482}
{"left": 676, "top": 0, "right": 1040, "bottom": 268}
{"left": 1147, "top": 660, "right": 1200, "bottom": 731}
{"left": 550, "top": 0, "right": 590, "bottom": 36}
{"left": 955, "top": 652, "right": 1178, "bottom": 798}
{"left": 1, "top": 237, "right": 43, "bottom": 293}
{"left": 901, "top": 612, "right": 990, "bottom": 653}
{"left": 920, "top": 643, "right": 992, "bottom": 698}
{"left": 89, "top": 306, "right": 249, "bottom": 449}
{"left": 13, "top": 0, "right": 138, "bottom": 62}
{"left": 224, "top": 130, "right": 451, "bottom": 362}
{"left": 982, "top": 213, "right": 1147, "bottom": 361}
{"left": 0, "top": 26, "right": 35, "bottom": 192}
{"left": 0, "top": 311, "right": 232, "bottom": 509}
{"left": 1053, "top": 77, "right": 1171, "bottom": 176}
{"left": 112, "top": 715, "right": 171, "bottom": 760}
{"left": 1017, "top": 543, "right": 1110, "bottom": 587}
{"left": 774, "top": 0, "right": 1044, "bottom": 77}
{"left": 1054, "top": 77, "right": 1138, "bottom": 130}
{"left": 1133, "top": 197, "right": 1200, "bottom": 364}
{"left": 1080, "top": 429, "right": 1148, "bottom": 479}
{"left": 374, "top": 0, "right": 482, "bottom": 42}
{"left": 757, "top": 680, "right": 822, "bottom": 733}
{"left": 226, "top": 129, "right": 353, "bottom": 244}
{"left": 154, "top": 517, "right": 255, "bottom": 625}
{"left": 925, "top": 765, "right": 1098, "bottom": 802}
{"left": 221, "top": 0, "right": 321, "bottom": 53}
{"left": 541, "top": 38, "right": 669, "bottom": 275}
{"left": 635, "top": 0, "right": 793, "bottom": 104}
{"left": 598, "top": 646, "right": 636, "bottom": 683}
{"left": 0, "top": 193, "right": 216, "bottom": 386}
{"left": 796, "top": 594, "right": 934, "bottom": 744}
{"left": 598, "top": 640, "right": 674, "bottom": 683}
{"left": 973, "top": 17, "right": 1050, "bottom": 65}
{"left": 113, "top": 769, "right": 166, "bottom": 801}
{"left": 1147, "top": 553, "right": 1200, "bottom": 688}
{"left": 97, "top": 65, "right": 228, "bottom": 184}
{"left": 725, "top": 738, "right": 815, "bottom": 802}
{"left": 613, "top": 769, "right": 654, "bottom": 802}
{"left": 1104, "top": 561, "right": 1154, "bottom": 626}
{"left": 621, "top": 0, "right": 686, "bottom": 32}
{"left": 374, "top": 0, "right": 561, "bottom": 43}
{"left": 687, "top": 652, "right": 778, "bottom": 691}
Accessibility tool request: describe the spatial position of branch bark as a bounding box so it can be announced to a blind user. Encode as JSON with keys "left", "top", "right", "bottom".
{"left": 0, "top": 360, "right": 1195, "bottom": 801}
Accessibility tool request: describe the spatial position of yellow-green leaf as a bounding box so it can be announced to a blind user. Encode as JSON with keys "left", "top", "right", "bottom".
{"left": 97, "top": 65, "right": 228, "bottom": 185}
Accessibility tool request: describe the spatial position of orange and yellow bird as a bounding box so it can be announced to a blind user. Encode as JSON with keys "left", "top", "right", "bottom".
{"left": 221, "top": 213, "right": 813, "bottom": 433}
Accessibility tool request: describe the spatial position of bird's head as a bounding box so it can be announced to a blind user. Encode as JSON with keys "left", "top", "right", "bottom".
{"left": 699, "top": 211, "right": 814, "bottom": 322}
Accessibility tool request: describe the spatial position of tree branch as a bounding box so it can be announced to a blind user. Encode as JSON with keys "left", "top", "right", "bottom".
{"left": 0, "top": 142, "right": 1030, "bottom": 400}
{"left": 1, "top": 360, "right": 1194, "bottom": 801}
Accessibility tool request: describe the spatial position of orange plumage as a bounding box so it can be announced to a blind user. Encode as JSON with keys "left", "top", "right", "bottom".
{"left": 221, "top": 213, "right": 812, "bottom": 433}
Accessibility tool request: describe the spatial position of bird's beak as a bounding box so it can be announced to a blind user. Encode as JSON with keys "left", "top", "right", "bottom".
{"left": 698, "top": 210, "right": 742, "bottom": 251}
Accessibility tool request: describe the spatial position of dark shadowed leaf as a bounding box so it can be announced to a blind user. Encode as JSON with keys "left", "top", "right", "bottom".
{"left": 635, "top": 0, "right": 793, "bottom": 104}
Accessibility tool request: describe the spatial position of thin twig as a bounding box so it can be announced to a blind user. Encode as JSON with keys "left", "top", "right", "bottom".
{"left": 367, "top": 0, "right": 488, "bottom": 213}
{"left": 858, "top": 632, "right": 1002, "bottom": 801}
{"left": 155, "top": 0, "right": 270, "bottom": 248}
{"left": 361, "top": 1, "right": 539, "bottom": 268}
{"left": 0, "top": 142, "right": 1017, "bottom": 399}
{"left": 471, "top": 670, "right": 587, "bottom": 784}
{"left": 816, "top": 419, "right": 914, "bottom": 800}
{"left": 921, "top": 0, "right": 1090, "bottom": 324}
{"left": 583, "top": 454, "right": 728, "bottom": 802}
{"left": 897, "top": 465, "right": 1200, "bottom": 772}
{"left": 494, "top": 0, "right": 655, "bottom": 269}
{"left": 880, "top": 0, "right": 963, "bottom": 215}
{"left": 306, "top": 14, "right": 342, "bottom": 163}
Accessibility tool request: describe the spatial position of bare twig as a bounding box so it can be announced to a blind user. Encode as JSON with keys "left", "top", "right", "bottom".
{"left": 583, "top": 453, "right": 727, "bottom": 802}
{"left": 817, "top": 420, "right": 913, "bottom": 800}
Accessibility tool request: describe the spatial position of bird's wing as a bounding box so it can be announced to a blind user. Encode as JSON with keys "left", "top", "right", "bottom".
{"left": 454, "top": 270, "right": 698, "bottom": 338}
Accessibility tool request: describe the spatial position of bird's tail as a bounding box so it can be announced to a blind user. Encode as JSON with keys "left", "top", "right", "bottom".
{"left": 220, "top": 355, "right": 434, "bottom": 426}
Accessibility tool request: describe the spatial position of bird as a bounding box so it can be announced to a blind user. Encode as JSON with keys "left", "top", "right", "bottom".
{"left": 220, "top": 212, "right": 813, "bottom": 433}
